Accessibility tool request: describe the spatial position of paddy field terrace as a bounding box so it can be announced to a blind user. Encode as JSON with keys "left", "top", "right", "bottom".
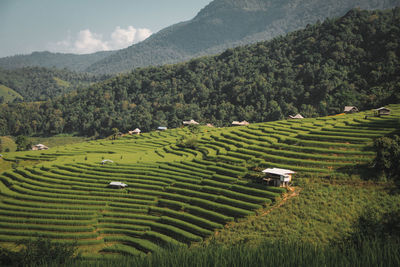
{"left": 0, "top": 104, "right": 399, "bottom": 258}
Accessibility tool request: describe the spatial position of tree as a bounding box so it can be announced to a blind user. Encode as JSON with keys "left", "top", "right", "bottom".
{"left": 111, "top": 127, "right": 119, "bottom": 140}
{"left": 15, "top": 135, "right": 32, "bottom": 151}
{"left": 372, "top": 135, "right": 400, "bottom": 186}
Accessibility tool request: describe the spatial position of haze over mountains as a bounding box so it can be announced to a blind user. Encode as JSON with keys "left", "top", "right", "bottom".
{"left": 1, "top": 0, "right": 399, "bottom": 74}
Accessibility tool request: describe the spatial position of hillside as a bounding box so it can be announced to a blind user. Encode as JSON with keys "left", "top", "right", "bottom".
{"left": 0, "top": 67, "right": 110, "bottom": 102}
{"left": 84, "top": 0, "right": 400, "bottom": 74}
{"left": 0, "top": 104, "right": 399, "bottom": 259}
{"left": 0, "top": 8, "right": 399, "bottom": 137}
{"left": 0, "top": 51, "right": 114, "bottom": 73}
{"left": 1, "top": 0, "right": 399, "bottom": 74}
{"left": 0, "top": 84, "right": 23, "bottom": 103}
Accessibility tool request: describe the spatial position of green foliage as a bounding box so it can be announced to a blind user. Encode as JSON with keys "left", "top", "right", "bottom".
{"left": 0, "top": 66, "right": 109, "bottom": 102}
{"left": 15, "top": 135, "right": 31, "bottom": 151}
{"left": 372, "top": 135, "right": 400, "bottom": 184}
{"left": 177, "top": 137, "right": 199, "bottom": 149}
{"left": 1, "top": 8, "right": 400, "bottom": 136}
{"left": 0, "top": 237, "right": 78, "bottom": 266}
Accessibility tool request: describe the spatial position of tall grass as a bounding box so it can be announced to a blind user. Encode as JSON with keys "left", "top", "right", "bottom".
{"left": 69, "top": 238, "right": 400, "bottom": 267}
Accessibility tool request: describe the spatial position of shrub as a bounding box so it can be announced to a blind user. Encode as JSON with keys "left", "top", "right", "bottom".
{"left": 0, "top": 237, "right": 78, "bottom": 266}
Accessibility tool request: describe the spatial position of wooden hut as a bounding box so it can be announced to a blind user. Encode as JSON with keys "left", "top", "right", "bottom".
{"left": 232, "top": 120, "right": 249, "bottom": 126}
{"left": 108, "top": 182, "right": 127, "bottom": 189}
{"left": 183, "top": 119, "right": 199, "bottom": 125}
{"left": 344, "top": 106, "right": 359, "bottom": 114}
{"left": 262, "top": 168, "right": 295, "bottom": 187}
{"left": 129, "top": 128, "right": 141, "bottom": 135}
{"left": 32, "top": 144, "right": 49, "bottom": 151}
{"left": 374, "top": 107, "right": 391, "bottom": 116}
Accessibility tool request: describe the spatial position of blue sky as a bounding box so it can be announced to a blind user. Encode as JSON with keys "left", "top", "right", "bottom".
{"left": 0, "top": 0, "right": 212, "bottom": 57}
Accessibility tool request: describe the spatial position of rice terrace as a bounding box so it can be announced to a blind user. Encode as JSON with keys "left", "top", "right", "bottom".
{"left": 0, "top": 104, "right": 399, "bottom": 262}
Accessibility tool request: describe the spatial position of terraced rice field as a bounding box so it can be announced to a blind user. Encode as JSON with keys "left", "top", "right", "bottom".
{"left": 0, "top": 104, "right": 399, "bottom": 257}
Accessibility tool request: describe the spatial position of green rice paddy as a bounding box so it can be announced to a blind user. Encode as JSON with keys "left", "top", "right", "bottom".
{"left": 0, "top": 104, "right": 399, "bottom": 257}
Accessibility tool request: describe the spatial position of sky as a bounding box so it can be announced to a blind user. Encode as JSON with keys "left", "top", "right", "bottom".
{"left": 0, "top": 0, "right": 212, "bottom": 57}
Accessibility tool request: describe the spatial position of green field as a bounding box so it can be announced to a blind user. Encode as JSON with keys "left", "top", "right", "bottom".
{"left": 0, "top": 104, "right": 399, "bottom": 258}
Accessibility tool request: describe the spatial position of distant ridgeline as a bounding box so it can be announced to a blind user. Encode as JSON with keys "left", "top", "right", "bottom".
{"left": 0, "top": 67, "right": 110, "bottom": 102}
{"left": 1, "top": 0, "right": 399, "bottom": 74}
{"left": 0, "top": 8, "right": 399, "bottom": 136}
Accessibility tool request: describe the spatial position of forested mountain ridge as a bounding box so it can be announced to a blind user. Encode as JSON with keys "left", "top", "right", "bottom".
{"left": 0, "top": 8, "right": 399, "bottom": 137}
{"left": 1, "top": 0, "right": 399, "bottom": 74}
{"left": 0, "top": 51, "right": 115, "bottom": 73}
{"left": 84, "top": 0, "right": 400, "bottom": 74}
{"left": 0, "top": 67, "right": 110, "bottom": 102}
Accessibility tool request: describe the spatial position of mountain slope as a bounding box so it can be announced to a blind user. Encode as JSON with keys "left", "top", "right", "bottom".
{"left": 0, "top": 67, "right": 109, "bottom": 102}
{"left": 0, "top": 51, "right": 115, "bottom": 72}
{"left": 0, "top": 84, "right": 23, "bottom": 103}
{"left": 0, "top": 8, "right": 399, "bottom": 137}
{"left": 85, "top": 0, "right": 400, "bottom": 74}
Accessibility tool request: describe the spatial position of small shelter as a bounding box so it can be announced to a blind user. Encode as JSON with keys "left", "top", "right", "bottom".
{"left": 232, "top": 120, "right": 249, "bottom": 126}
{"left": 374, "top": 107, "right": 391, "bottom": 116}
{"left": 157, "top": 126, "right": 167, "bottom": 131}
{"left": 288, "top": 114, "right": 304, "bottom": 119}
{"left": 183, "top": 119, "right": 199, "bottom": 125}
{"left": 101, "top": 159, "right": 114, "bottom": 165}
{"left": 32, "top": 144, "right": 49, "bottom": 151}
{"left": 344, "top": 106, "right": 359, "bottom": 114}
{"left": 129, "top": 128, "right": 141, "bottom": 135}
{"left": 108, "top": 181, "right": 127, "bottom": 189}
{"left": 262, "top": 168, "right": 295, "bottom": 187}
{"left": 206, "top": 123, "right": 214, "bottom": 127}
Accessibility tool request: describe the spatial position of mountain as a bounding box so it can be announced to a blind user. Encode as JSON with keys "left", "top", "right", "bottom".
{"left": 0, "top": 8, "right": 399, "bottom": 136}
{"left": 1, "top": 0, "right": 399, "bottom": 74}
{"left": 0, "top": 51, "right": 115, "bottom": 73}
{"left": 85, "top": 0, "right": 400, "bottom": 74}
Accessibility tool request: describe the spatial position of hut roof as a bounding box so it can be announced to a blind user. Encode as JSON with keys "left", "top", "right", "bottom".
{"left": 375, "top": 107, "right": 390, "bottom": 111}
{"left": 132, "top": 128, "right": 141, "bottom": 133}
{"left": 183, "top": 119, "right": 199, "bottom": 125}
{"left": 289, "top": 114, "right": 304, "bottom": 119}
{"left": 109, "top": 182, "right": 127, "bottom": 187}
{"left": 232, "top": 120, "right": 249, "bottom": 126}
{"left": 157, "top": 126, "right": 167, "bottom": 130}
{"left": 262, "top": 168, "right": 296, "bottom": 176}
{"left": 344, "top": 106, "right": 358, "bottom": 112}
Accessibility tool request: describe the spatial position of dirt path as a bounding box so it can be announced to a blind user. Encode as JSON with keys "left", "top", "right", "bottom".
{"left": 260, "top": 186, "right": 302, "bottom": 217}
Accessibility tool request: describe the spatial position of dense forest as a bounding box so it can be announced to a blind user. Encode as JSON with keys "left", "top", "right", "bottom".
{"left": 0, "top": 8, "right": 399, "bottom": 137}
{"left": 0, "top": 67, "right": 110, "bottom": 102}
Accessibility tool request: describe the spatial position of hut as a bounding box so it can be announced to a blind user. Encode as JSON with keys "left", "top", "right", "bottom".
{"left": 108, "top": 182, "right": 127, "bottom": 189}
{"left": 288, "top": 114, "right": 304, "bottom": 119}
{"left": 206, "top": 123, "right": 214, "bottom": 127}
{"left": 232, "top": 120, "right": 249, "bottom": 126}
{"left": 374, "top": 107, "right": 391, "bottom": 116}
{"left": 157, "top": 126, "right": 167, "bottom": 131}
{"left": 32, "top": 144, "right": 49, "bottom": 151}
{"left": 262, "top": 168, "right": 295, "bottom": 187}
{"left": 183, "top": 119, "right": 199, "bottom": 125}
{"left": 101, "top": 159, "right": 114, "bottom": 165}
{"left": 344, "top": 106, "right": 359, "bottom": 114}
{"left": 129, "top": 128, "right": 141, "bottom": 135}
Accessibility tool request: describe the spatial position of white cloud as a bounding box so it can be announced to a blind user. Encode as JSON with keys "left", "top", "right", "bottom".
{"left": 47, "top": 26, "right": 152, "bottom": 54}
